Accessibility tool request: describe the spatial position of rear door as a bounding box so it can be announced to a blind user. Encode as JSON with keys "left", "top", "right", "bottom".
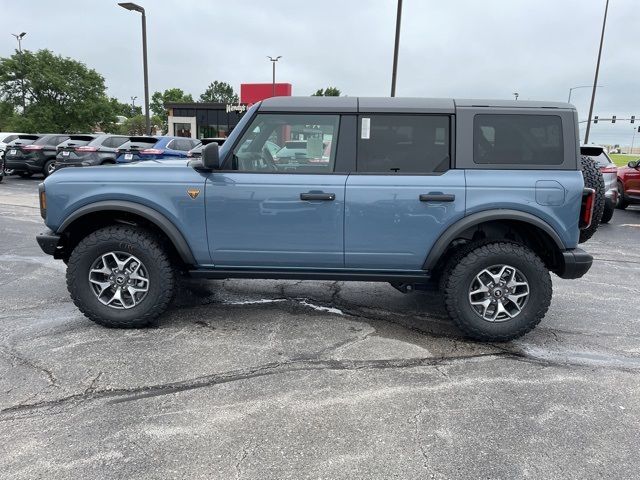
{"left": 345, "top": 114, "right": 465, "bottom": 270}
{"left": 205, "top": 112, "right": 346, "bottom": 268}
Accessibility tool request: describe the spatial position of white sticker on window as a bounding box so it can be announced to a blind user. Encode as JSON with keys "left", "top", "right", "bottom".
{"left": 361, "top": 117, "right": 371, "bottom": 139}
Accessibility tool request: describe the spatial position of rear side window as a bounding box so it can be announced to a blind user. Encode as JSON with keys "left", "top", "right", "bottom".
{"left": 119, "top": 138, "right": 157, "bottom": 150}
{"left": 357, "top": 115, "right": 450, "bottom": 173}
{"left": 474, "top": 114, "right": 563, "bottom": 165}
{"left": 101, "top": 137, "right": 128, "bottom": 148}
{"left": 1, "top": 134, "right": 18, "bottom": 143}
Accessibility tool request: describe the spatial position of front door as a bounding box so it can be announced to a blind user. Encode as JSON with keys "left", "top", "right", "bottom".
{"left": 205, "top": 113, "right": 346, "bottom": 268}
{"left": 345, "top": 114, "right": 465, "bottom": 270}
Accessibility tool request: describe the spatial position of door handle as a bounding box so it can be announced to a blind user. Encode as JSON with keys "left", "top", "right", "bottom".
{"left": 419, "top": 193, "right": 456, "bottom": 202}
{"left": 300, "top": 192, "right": 336, "bottom": 201}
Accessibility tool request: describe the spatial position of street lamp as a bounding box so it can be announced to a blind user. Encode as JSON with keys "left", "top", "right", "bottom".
{"left": 390, "top": 0, "right": 403, "bottom": 97}
{"left": 267, "top": 56, "right": 282, "bottom": 97}
{"left": 568, "top": 85, "right": 604, "bottom": 103}
{"left": 584, "top": 0, "right": 610, "bottom": 144}
{"left": 11, "top": 32, "right": 27, "bottom": 110}
{"left": 118, "top": 2, "right": 150, "bottom": 135}
{"left": 130, "top": 96, "right": 137, "bottom": 116}
{"left": 513, "top": 92, "right": 519, "bottom": 101}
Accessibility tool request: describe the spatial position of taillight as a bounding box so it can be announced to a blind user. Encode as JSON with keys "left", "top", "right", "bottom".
{"left": 600, "top": 165, "right": 618, "bottom": 174}
{"left": 23, "top": 145, "right": 43, "bottom": 151}
{"left": 187, "top": 151, "right": 193, "bottom": 158}
{"left": 75, "top": 146, "right": 98, "bottom": 152}
{"left": 580, "top": 188, "right": 596, "bottom": 229}
{"left": 141, "top": 148, "right": 164, "bottom": 155}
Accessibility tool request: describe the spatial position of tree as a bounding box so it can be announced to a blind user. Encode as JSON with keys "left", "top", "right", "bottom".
{"left": 199, "top": 81, "right": 238, "bottom": 103}
{"left": 312, "top": 87, "right": 341, "bottom": 97}
{"left": 109, "top": 97, "right": 142, "bottom": 118}
{"left": 0, "top": 49, "right": 115, "bottom": 133}
{"left": 150, "top": 88, "right": 194, "bottom": 132}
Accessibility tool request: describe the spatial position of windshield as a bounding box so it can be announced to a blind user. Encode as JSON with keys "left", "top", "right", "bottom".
{"left": 218, "top": 102, "right": 261, "bottom": 161}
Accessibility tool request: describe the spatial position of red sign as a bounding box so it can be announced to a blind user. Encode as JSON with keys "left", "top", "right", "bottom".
{"left": 241, "top": 83, "right": 292, "bottom": 105}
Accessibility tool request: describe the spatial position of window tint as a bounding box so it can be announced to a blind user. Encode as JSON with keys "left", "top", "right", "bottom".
{"left": 173, "top": 138, "right": 194, "bottom": 151}
{"left": 1, "top": 134, "right": 18, "bottom": 143}
{"left": 357, "top": 115, "right": 450, "bottom": 173}
{"left": 474, "top": 114, "right": 563, "bottom": 165}
{"left": 232, "top": 114, "right": 339, "bottom": 173}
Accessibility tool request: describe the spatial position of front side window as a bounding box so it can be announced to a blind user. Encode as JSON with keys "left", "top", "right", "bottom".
{"left": 474, "top": 114, "right": 564, "bottom": 165}
{"left": 231, "top": 114, "right": 339, "bottom": 173}
{"left": 357, "top": 115, "right": 450, "bottom": 173}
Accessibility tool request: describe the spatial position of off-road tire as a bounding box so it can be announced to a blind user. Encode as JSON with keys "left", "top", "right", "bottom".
{"left": 442, "top": 242, "right": 552, "bottom": 342}
{"left": 67, "top": 225, "right": 175, "bottom": 328}
{"left": 579, "top": 155, "right": 605, "bottom": 243}
{"left": 616, "top": 181, "right": 629, "bottom": 210}
{"left": 601, "top": 198, "right": 615, "bottom": 224}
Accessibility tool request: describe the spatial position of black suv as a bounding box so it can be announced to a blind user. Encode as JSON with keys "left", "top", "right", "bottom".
{"left": 5, "top": 133, "right": 69, "bottom": 178}
{"left": 54, "top": 134, "right": 128, "bottom": 170}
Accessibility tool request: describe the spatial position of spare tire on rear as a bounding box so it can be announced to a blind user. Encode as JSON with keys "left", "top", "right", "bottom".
{"left": 579, "top": 155, "right": 605, "bottom": 243}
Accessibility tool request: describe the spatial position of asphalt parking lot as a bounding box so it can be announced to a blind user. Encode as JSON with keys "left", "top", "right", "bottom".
{"left": 0, "top": 175, "right": 639, "bottom": 479}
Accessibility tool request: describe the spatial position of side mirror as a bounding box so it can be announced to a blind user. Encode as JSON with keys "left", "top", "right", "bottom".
{"left": 202, "top": 142, "right": 222, "bottom": 170}
{"left": 628, "top": 161, "right": 638, "bottom": 169}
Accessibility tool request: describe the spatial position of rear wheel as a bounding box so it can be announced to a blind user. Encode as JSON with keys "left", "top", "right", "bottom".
{"left": 442, "top": 242, "right": 552, "bottom": 342}
{"left": 601, "top": 198, "right": 615, "bottom": 224}
{"left": 579, "top": 155, "right": 605, "bottom": 243}
{"left": 43, "top": 160, "right": 55, "bottom": 177}
{"left": 4, "top": 168, "right": 14, "bottom": 175}
{"left": 67, "top": 225, "right": 176, "bottom": 328}
{"left": 616, "top": 181, "right": 629, "bottom": 210}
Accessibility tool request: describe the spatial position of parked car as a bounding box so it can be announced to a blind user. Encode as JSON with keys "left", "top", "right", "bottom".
{"left": 616, "top": 158, "right": 640, "bottom": 210}
{"left": 5, "top": 133, "right": 69, "bottom": 177}
{"left": 116, "top": 136, "right": 200, "bottom": 163}
{"left": 187, "top": 138, "right": 224, "bottom": 158}
{"left": 37, "top": 96, "right": 594, "bottom": 341}
{"left": 580, "top": 145, "right": 617, "bottom": 223}
{"left": 3, "top": 134, "right": 40, "bottom": 176}
{"left": 0, "top": 132, "right": 24, "bottom": 161}
{"left": 55, "top": 134, "right": 129, "bottom": 170}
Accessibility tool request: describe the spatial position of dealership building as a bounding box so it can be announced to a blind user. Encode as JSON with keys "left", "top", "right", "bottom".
{"left": 166, "top": 83, "right": 292, "bottom": 139}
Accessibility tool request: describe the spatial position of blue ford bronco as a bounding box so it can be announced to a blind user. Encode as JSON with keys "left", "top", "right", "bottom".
{"left": 36, "top": 97, "right": 597, "bottom": 341}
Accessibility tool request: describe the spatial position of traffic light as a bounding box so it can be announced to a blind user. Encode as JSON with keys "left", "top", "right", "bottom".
{"left": 594, "top": 116, "right": 598, "bottom": 124}
{"left": 612, "top": 115, "right": 616, "bottom": 123}
{"left": 632, "top": 116, "right": 636, "bottom": 124}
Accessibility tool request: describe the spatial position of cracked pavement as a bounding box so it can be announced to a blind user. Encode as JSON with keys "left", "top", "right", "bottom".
{"left": 0, "top": 177, "right": 639, "bottom": 479}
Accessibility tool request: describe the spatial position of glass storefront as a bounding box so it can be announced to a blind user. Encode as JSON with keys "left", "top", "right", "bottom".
{"left": 170, "top": 103, "right": 246, "bottom": 139}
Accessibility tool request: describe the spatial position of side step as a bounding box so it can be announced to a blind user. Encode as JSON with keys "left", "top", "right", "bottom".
{"left": 188, "top": 268, "right": 432, "bottom": 283}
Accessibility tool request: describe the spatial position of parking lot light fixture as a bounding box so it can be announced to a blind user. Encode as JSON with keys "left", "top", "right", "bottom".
{"left": 267, "top": 56, "right": 282, "bottom": 97}
{"left": 118, "top": 2, "right": 150, "bottom": 135}
{"left": 11, "top": 32, "right": 27, "bottom": 110}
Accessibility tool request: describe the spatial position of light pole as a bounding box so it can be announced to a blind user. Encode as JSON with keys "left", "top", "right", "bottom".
{"left": 267, "top": 56, "right": 281, "bottom": 97}
{"left": 631, "top": 128, "right": 638, "bottom": 155}
{"left": 584, "top": 0, "right": 610, "bottom": 144}
{"left": 130, "top": 96, "right": 137, "bottom": 116}
{"left": 568, "top": 84, "right": 604, "bottom": 103}
{"left": 513, "top": 92, "right": 519, "bottom": 101}
{"left": 118, "top": 3, "right": 150, "bottom": 135}
{"left": 11, "top": 32, "right": 27, "bottom": 110}
{"left": 390, "top": 0, "right": 403, "bottom": 97}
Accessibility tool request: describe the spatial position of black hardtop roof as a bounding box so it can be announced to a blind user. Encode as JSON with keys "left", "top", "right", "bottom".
{"left": 257, "top": 96, "right": 574, "bottom": 113}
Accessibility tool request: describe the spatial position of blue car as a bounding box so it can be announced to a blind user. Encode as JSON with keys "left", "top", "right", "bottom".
{"left": 116, "top": 136, "right": 200, "bottom": 163}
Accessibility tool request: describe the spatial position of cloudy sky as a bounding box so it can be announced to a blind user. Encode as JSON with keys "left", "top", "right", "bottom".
{"left": 2, "top": 0, "right": 639, "bottom": 145}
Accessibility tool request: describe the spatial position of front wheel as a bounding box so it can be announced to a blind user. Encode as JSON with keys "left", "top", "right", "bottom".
{"left": 616, "top": 181, "right": 629, "bottom": 210}
{"left": 442, "top": 242, "right": 552, "bottom": 342}
{"left": 66, "top": 225, "right": 176, "bottom": 328}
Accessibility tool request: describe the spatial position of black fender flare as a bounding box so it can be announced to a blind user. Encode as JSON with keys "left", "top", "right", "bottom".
{"left": 423, "top": 209, "right": 566, "bottom": 270}
{"left": 58, "top": 200, "right": 196, "bottom": 265}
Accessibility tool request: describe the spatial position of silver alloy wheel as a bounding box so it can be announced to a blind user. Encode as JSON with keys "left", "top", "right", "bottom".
{"left": 468, "top": 264, "right": 530, "bottom": 322}
{"left": 46, "top": 162, "right": 55, "bottom": 175}
{"left": 88, "top": 251, "right": 149, "bottom": 309}
{"left": 4, "top": 168, "right": 14, "bottom": 175}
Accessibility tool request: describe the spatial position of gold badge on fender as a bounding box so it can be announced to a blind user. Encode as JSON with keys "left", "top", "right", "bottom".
{"left": 187, "top": 188, "right": 200, "bottom": 199}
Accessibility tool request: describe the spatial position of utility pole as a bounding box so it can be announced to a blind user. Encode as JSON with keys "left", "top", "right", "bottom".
{"left": 584, "top": 0, "right": 610, "bottom": 144}
{"left": 11, "top": 32, "right": 27, "bottom": 111}
{"left": 267, "top": 56, "right": 281, "bottom": 97}
{"left": 390, "top": 0, "right": 403, "bottom": 97}
{"left": 130, "top": 96, "right": 137, "bottom": 116}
